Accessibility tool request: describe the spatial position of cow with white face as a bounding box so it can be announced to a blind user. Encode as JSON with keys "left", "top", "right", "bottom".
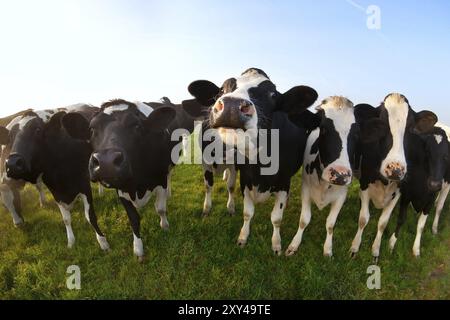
{"left": 62, "top": 98, "right": 201, "bottom": 261}
{"left": 350, "top": 93, "right": 438, "bottom": 261}
{"left": 186, "top": 68, "right": 318, "bottom": 254}
{"left": 286, "top": 97, "right": 359, "bottom": 257}
{"left": 0, "top": 105, "right": 110, "bottom": 251}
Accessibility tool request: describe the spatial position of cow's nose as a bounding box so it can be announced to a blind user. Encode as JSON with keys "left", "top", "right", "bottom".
{"left": 329, "top": 167, "right": 352, "bottom": 186}
{"left": 6, "top": 153, "right": 26, "bottom": 177}
{"left": 385, "top": 163, "right": 406, "bottom": 181}
{"left": 211, "top": 97, "right": 255, "bottom": 129}
{"left": 90, "top": 150, "right": 126, "bottom": 182}
{"left": 428, "top": 179, "right": 442, "bottom": 192}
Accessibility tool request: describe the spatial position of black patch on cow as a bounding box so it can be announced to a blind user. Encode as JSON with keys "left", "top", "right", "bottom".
{"left": 204, "top": 170, "right": 214, "bottom": 187}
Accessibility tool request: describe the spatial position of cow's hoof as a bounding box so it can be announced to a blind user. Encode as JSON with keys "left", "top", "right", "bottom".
{"left": 285, "top": 247, "right": 297, "bottom": 257}
{"left": 237, "top": 239, "right": 247, "bottom": 247}
{"left": 432, "top": 227, "right": 438, "bottom": 235}
{"left": 372, "top": 256, "right": 379, "bottom": 265}
{"left": 13, "top": 219, "right": 24, "bottom": 227}
{"left": 137, "top": 256, "right": 145, "bottom": 263}
{"left": 160, "top": 222, "right": 169, "bottom": 231}
{"left": 323, "top": 252, "right": 333, "bottom": 258}
{"left": 272, "top": 245, "right": 282, "bottom": 256}
{"left": 97, "top": 236, "right": 110, "bottom": 251}
{"left": 228, "top": 209, "right": 236, "bottom": 216}
{"left": 413, "top": 251, "right": 421, "bottom": 258}
{"left": 67, "top": 242, "right": 75, "bottom": 249}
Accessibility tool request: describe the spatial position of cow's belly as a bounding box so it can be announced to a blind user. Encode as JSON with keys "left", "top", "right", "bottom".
{"left": 247, "top": 186, "right": 272, "bottom": 204}
{"left": 118, "top": 189, "right": 153, "bottom": 209}
{"left": 367, "top": 181, "right": 399, "bottom": 209}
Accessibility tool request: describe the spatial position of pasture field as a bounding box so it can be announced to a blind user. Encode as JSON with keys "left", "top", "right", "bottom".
{"left": 0, "top": 163, "right": 449, "bottom": 300}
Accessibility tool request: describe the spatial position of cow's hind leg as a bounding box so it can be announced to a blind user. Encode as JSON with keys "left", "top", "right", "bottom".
{"left": 433, "top": 183, "right": 450, "bottom": 235}
{"left": 389, "top": 196, "right": 409, "bottom": 252}
{"left": 57, "top": 201, "right": 76, "bottom": 248}
{"left": 271, "top": 191, "right": 288, "bottom": 255}
{"left": 203, "top": 169, "right": 213, "bottom": 216}
{"left": 1, "top": 185, "right": 24, "bottom": 226}
{"left": 225, "top": 167, "right": 236, "bottom": 216}
{"left": 80, "top": 190, "right": 110, "bottom": 251}
{"left": 413, "top": 212, "right": 429, "bottom": 257}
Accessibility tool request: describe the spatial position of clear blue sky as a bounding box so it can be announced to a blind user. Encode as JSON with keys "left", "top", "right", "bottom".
{"left": 0, "top": 0, "right": 449, "bottom": 122}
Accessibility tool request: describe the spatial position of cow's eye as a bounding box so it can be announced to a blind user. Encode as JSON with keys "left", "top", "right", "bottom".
{"left": 35, "top": 127, "right": 42, "bottom": 134}
{"left": 270, "top": 92, "right": 277, "bottom": 100}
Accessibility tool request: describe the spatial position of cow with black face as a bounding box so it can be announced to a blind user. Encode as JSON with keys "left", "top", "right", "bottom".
{"left": 350, "top": 93, "right": 438, "bottom": 261}
{"left": 62, "top": 99, "right": 199, "bottom": 261}
{"left": 285, "top": 96, "right": 359, "bottom": 257}
{"left": 389, "top": 125, "right": 448, "bottom": 257}
{"left": 187, "top": 68, "right": 318, "bottom": 254}
{"left": 0, "top": 105, "right": 110, "bottom": 251}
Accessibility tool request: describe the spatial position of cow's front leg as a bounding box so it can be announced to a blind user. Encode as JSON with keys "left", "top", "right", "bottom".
{"left": 119, "top": 196, "right": 144, "bottom": 261}
{"left": 323, "top": 194, "right": 347, "bottom": 257}
{"left": 57, "top": 202, "right": 75, "bottom": 248}
{"left": 154, "top": 186, "right": 169, "bottom": 231}
{"left": 238, "top": 187, "right": 255, "bottom": 247}
{"left": 271, "top": 191, "right": 288, "bottom": 255}
{"left": 1, "top": 186, "right": 24, "bottom": 226}
{"left": 80, "top": 192, "right": 110, "bottom": 251}
{"left": 286, "top": 187, "right": 311, "bottom": 256}
{"left": 225, "top": 167, "right": 236, "bottom": 216}
{"left": 350, "top": 189, "right": 371, "bottom": 257}
{"left": 372, "top": 192, "right": 400, "bottom": 261}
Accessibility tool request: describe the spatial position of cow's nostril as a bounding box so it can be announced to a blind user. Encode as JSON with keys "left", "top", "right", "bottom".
{"left": 214, "top": 100, "right": 224, "bottom": 113}
{"left": 15, "top": 158, "right": 24, "bottom": 170}
{"left": 240, "top": 102, "right": 253, "bottom": 116}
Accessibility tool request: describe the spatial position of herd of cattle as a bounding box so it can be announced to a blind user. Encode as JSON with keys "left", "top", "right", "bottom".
{"left": 0, "top": 68, "right": 449, "bottom": 263}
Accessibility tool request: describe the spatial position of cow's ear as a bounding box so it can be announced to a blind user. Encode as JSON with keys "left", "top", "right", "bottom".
{"left": 278, "top": 86, "right": 318, "bottom": 113}
{"left": 145, "top": 107, "right": 176, "bottom": 132}
{"left": 414, "top": 110, "right": 438, "bottom": 134}
{"left": 354, "top": 104, "right": 379, "bottom": 123}
{"left": 188, "top": 80, "right": 220, "bottom": 106}
{"left": 288, "top": 109, "right": 321, "bottom": 131}
{"left": 62, "top": 112, "right": 90, "bottom": 140}
{"left": 181, "top": 99, "right": 210, "bottom": 119}
{"left": 0, "top": 126, "right": 9, "bottom": 145}
{"left": 360, "top": 118, "right": 389, "bottom": 144}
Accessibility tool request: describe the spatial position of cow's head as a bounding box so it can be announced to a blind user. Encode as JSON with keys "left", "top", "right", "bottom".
{"left": 415, "top": 127, "right": 448, "bottom": 192}
{"left": 359, "top": 93, "right": 437, "bottom": 181}
{"left": 62, "top": 100, "right": 175, "bottom": 189}
{"left": 186, "top": 68, "right": 318, "bottom": 148}
{"left": 313, "top": 97, "right": 358, "bottom": 186}
{"left": 0, "top": 110, "right": 57, "bottom": 182}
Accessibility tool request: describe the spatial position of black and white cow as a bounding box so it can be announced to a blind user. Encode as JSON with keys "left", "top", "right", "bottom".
{"left": 0, "top": 106, "right": 110, "bottom": 250}
{"left": 388, "top": 124, "right": 448, "bottom": 257}
{"left": 285, "top": 97, "right": 359, "bottom": 257}
{"left": 431, "top": 123, "right": 450, "bottom": 235}
{"left": 62, "top": 99, "right": 201, "bottom": 261}
{"left": 349, "top": 93, "right": 437, "bottom": 261}
{"left": 186, "top": 68, "right": 318, "bottom": 254}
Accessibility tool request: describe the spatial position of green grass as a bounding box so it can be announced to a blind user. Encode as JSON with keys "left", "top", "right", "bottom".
{"left": 1, "top": 164, "right": 450, "bottom": 299}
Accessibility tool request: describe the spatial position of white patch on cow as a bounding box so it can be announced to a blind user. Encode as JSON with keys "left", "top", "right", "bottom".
{"left": 367, "top": 180, "right": 399, "bottom": 209}
{"left": 134, "top": 101, "right": 153, "bottom": 117}
{"left": 118, "top": 189, "right": 152, "bottom": 209}
{"left": 0, "top": 186, "right": 23, "bottom": 225}
{"left": 18, "top": 116, "right": 36, "bottom": 129}
{"left": 380, "top": 94, "right": 409, "bottom": 178}
{"left": 133, "top": 233, "right": 144, "bottom": 257}
{"left": 36, "top": 174, "right": 46, "bottom": 207}
{"left": 319, "top": 97, "right": 355, "bottom": 185}
{"left": 436, "top": 122, "right": 450, "bottom": 141}
{"left": 6, "top": 115, "right": 23, "bottom": 130}
{"left": 434, "top": 134, "right": 443, "bottom": 144}
{"left": 103, "top": 104, "right": 129, "bottom": 115}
